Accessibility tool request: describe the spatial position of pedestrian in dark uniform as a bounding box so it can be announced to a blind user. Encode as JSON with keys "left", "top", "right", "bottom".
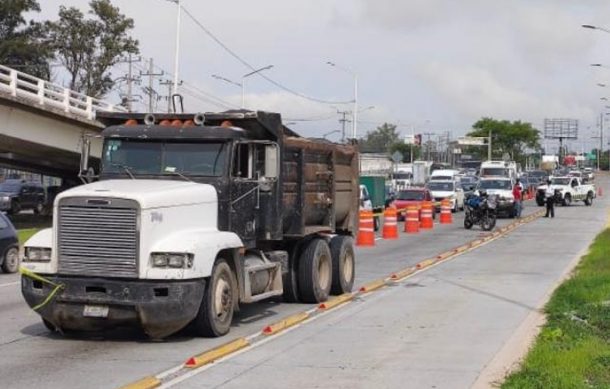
{"left": 544, "top": 179, "right": 555, "bottom": 218}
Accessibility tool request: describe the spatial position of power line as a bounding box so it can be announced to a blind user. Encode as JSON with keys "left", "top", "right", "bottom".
{"left": 180, "top": 5, "right": 353, "bottom": 105}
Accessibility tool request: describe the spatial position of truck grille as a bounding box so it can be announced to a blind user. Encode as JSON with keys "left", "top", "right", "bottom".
{"left": 58, "top": 199, "right": 139, "bottom": 278}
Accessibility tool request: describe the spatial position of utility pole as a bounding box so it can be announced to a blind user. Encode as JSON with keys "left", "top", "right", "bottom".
{"left": 119, "top": 54, "right": 141, "bottom": 111}
{"left": 423, "top": 132, "right": 435, "bottom": 161}
{"left": 159, "top": 79, "right": 174, "bottom": 113}
{"left": 172, "top": 0, "right": 181, "bottom": 97}
{"left": 488, "top": 129, "right": 492, "bottom": 161}
{"left": 337, "top": 110, "right": 351, "bottom": 143}
{"left": 600, "top": 112, "right": 604, "bottom": 170}
{"left": 139, "top": 58, "right": 164, "bottom": 113}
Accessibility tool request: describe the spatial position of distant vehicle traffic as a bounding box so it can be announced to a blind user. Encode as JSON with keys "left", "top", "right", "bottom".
{"left": 0, "top": 212, "right": 19, "bottom": 273}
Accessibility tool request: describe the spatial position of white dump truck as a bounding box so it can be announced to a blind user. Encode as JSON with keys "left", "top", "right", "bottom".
{"left": 21, "top": 111, "right": 359, "bottom": 339}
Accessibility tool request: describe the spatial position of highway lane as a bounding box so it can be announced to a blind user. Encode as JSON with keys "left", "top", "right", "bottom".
{"left": 171, "top": 176, "right": 610, "bottom": 389}
{"left": 0, "top": 202, "right": 542, "bottom": 389}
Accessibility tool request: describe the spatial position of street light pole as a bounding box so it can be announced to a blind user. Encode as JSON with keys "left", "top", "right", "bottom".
{"left": 211, "top": 74, "right": 243, "bottom": 106}
{"left": 241, "top": 65, "right": 274, "bottom": 109}
{"left": 171, "top": 0, "right": 181, "bottom": 97}
{"left": 327, "top": 61, "right": 358, "bottom": 138}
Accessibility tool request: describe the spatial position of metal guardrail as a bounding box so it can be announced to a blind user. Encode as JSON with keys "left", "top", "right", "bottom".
{"left": 0, "top": 64, "right": 127, "bottom": 120}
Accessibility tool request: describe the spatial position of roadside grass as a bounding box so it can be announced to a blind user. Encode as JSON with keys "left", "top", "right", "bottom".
{"left": 17, "top": 228, "right": 39, "bottom": 245}
{"left": 502, "top": 228, "right": 610, "bottom": 389}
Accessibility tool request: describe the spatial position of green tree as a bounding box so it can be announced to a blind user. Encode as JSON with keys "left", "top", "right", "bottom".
{"left": 0, "top": 0, "right": 52, "bottom": 78}
{"left": 468, "top": 117, "right": 540, "bottom": 164}
{"left": 359, "top": 123, "right": 400, "bottom": 153}
{"left": 389, "top": 142, "right": 420, "bottom": 162}
{"left": 48, "top": 0, "right": 139, "bottom": 97}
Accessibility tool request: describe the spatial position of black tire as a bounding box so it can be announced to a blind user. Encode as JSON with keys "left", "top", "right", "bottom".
{"left": 283, "top": 241, "right": 302, "bottom": 303}
{"left": 193, "top": 258, "right": 237, "bottom": 337}
{"left": 464, "top": 217, "right": 473, "bottom": 229}
{"left": 563, "top": 194, "right": 571, "bottom": 207}
{"left": 42, "top": 319, "right": 57, "bottom": 332}
{"left": 1, "top": 246, "right": 19, "bottom": 273}
{"left": 584, "top": 192, "right": 594, "bottom": 206}
{"left": 329, "top": 236, "right": 355, "bottom": 295}
{"left": 33, "top": 201, "right": 44, "bottom": 215}
{"left": 298, "top": 239, "right": 332, "bottom": 303}
{"left": 8, "top": 200, "right": 20, "bottom": 215}
{"left": 482, "top": 212, "right": 496, "bottom": 231}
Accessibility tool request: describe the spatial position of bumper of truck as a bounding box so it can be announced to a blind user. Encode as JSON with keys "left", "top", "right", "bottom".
{"left": 21, "top": 275, "right": 205, "bottom": 339}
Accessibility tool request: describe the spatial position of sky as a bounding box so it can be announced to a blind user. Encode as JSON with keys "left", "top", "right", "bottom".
{"left": 29, "top": 0, "right": 610, "bottom": 151}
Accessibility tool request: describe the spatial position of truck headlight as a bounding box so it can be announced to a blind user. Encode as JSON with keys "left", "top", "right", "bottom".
{"left": 150, "top": 253, "right": 193, "bottom": 269}
{"left": 24, "top": 247, "right": 52, "bottom": 262}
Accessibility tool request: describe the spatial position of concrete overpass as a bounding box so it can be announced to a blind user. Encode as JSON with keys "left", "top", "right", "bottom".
{"left": 0, "top": 64, "right": 127, "bottom": 180}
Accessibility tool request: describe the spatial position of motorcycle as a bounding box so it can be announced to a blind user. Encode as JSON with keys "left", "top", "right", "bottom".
{"left": 464, "top": 194, "right": 497, "bottom": 231}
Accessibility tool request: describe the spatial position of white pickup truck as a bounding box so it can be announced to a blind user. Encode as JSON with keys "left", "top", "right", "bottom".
{"left": 536, "top": 177, "right": 596, "bottom": 207}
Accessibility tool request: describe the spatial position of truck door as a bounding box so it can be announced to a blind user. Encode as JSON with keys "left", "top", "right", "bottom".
{"left": 230, "top": 142, "right": 280, "bottom": 245}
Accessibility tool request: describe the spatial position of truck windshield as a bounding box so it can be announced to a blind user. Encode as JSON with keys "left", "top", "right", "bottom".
{"left": 481, "top": 168, "right": 507, "bottom": 177}
{"left": 397, "top": 190, "right": 425, "bottom": 201}
{"left": 551, "top": 178, "right": 571, "bottom": 185}
{"left": 428, "top": 182, "right": 454, "bottom": 191}
{"left": 102, "top": 140, "right": 227, "bottom": 177}
{"left": 479, "top": 180, "right": 511, "bottom": 190}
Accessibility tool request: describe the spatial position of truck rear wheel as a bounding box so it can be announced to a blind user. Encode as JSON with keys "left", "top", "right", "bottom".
{"left": 194, "top": 258, "right": 236, "bottom": 337}
{"left": 298, "top": 239, "right": 332, "bottom": 303}
{"left": 282, "top": 242, "right": 302, "bottom": 303}
{"left": 330, "top": 236, "right": 355, "bottom": 295}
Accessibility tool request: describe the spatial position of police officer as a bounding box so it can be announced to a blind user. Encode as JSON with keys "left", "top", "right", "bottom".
{"left": 544, "top": 179, "right": 555, "bottom": 218}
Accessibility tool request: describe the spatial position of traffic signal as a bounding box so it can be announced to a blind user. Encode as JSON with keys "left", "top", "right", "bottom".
{"left": 415, "top": 134, "right": 422, "bottom": 146}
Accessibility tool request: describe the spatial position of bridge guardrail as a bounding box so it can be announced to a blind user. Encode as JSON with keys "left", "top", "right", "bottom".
{"left": 0, "top": 64, "right": 127, "bottom": 120}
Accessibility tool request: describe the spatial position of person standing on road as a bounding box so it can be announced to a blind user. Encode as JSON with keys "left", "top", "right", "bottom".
{"left": 544, "top": 179, "right": 555, "bottom": 218}
{"left": 513, "top": 179, "right": 523, "bottom": 218}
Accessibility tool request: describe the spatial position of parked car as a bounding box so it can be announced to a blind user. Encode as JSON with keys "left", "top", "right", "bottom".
{"left": 393, "top": 188, "right": 436, "bottom": 221}
{"left": 0, "top": 212, "right": 19, "bottom": 273}
{"left": 0, "top": 179, "right": 46, "bottom": 215}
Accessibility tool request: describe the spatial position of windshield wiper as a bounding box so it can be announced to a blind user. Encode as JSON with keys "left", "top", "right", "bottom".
{"left": 164, "top": 168, "right": 194, "bottom": 182}
{"left": 110, "top": 163, "right": 136, "bottom": 179}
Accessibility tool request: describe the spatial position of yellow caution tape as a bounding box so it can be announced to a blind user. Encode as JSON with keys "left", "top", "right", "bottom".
{"left": 19, "top": 267, "right": 64, "bottom": 311}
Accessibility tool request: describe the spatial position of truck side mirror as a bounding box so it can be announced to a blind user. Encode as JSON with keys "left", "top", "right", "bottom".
{"left": 79, "top": 136, "right": 96, "bottom": 183}
{"left": 264, "top": 144, "right": 279, "bottom": 179}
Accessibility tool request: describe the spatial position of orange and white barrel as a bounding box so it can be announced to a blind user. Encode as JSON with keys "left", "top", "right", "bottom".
{"left": 404, "top": 205, "right": 420, "bottom": 234}
{"left": 382, "top": 207, "right": 399, "bottom": 239}
{"left": 420, "top": 201, "right": 434, "bottom": 229}
{"left": 440, "top": 199, "right": 452, "bottom": 224}
{"left": 356, "top": 210, "right": 375, "bottom": 246}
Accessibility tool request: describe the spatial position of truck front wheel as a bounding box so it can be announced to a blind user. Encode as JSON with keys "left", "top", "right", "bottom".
{"left": 298, "top": 239, "right": 332, "bottom": 303}
{"left": 194, "top": 258, "right": 237, "bottom": 337}
{"left": 330, "top": 236, "right": 355, "bottom": 295}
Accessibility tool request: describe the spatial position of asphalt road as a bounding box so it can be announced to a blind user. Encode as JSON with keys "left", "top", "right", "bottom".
{"left": 0, "top": 193, "right": 589, "bottom": 389}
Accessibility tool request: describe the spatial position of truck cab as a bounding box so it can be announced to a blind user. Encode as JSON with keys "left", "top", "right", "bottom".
{"left": 21, "top": 111, "right": 359, "bottom": 339}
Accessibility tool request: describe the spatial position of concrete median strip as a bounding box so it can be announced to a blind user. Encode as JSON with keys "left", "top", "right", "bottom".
{"left": 262, "top": 312, "right": 309, "bottom": 335}
{"left": 118, "top": 376, "right": 161, "bottom": 389}
{"left": 184, "top": 338, "right": 250, "bottom": 369}
{"left": 119, "top": 210, "right": 545, "bottom": 388}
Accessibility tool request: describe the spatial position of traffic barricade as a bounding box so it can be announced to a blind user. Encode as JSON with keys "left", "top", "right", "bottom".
{"left": 404, "top": 205, "right": 420, "bottom": 234}
{"left": 356, "top": 210, "right": 375, "bottom": 246}
{"left": 420, "top": 201, "right": 434, "bottom": 229}
{"left": 382, "top": 207, "right": 399, "bottom": 240}
{"left": 439, "top": 199, "right": 452, "bottom": 224}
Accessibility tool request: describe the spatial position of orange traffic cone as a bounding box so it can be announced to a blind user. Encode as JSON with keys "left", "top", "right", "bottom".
{"left": 356, "top": 210, "right": 375, "bottom": 246}
{"left": 440, "top": 199, "right": 453, "bottom": 224}
{"left": 404, "top": 205, "right": 420, "bottom": 234}
{"left": 382, "top": 208, "right": 399, "bottom": 239}
{"left": 420, "top": 201, "right": 434, "bottom": 229}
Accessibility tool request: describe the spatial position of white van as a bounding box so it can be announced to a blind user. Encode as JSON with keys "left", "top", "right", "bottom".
{"left": 429, "top": 169, "right": 460, "bottom": 183}
{"left": 480, "top": 161, "right": 517, "bottom": 179}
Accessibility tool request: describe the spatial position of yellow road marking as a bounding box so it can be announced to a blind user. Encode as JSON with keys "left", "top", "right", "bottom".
{"left": 318, "top": 294, "right": 354, "bottom": 310}
{"left": 262, "top": 312, "right": 309, "bottom": 336}
{"left": 358, "top": 279, "right": 387, "bottom": 293}
{"left": 118, "top": 376, "right": 161, "bottom": 389}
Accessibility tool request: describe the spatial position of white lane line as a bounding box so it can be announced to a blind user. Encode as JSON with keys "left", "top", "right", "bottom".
{"left": 0, "top": 281, "right": 19, "bottom": 288}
